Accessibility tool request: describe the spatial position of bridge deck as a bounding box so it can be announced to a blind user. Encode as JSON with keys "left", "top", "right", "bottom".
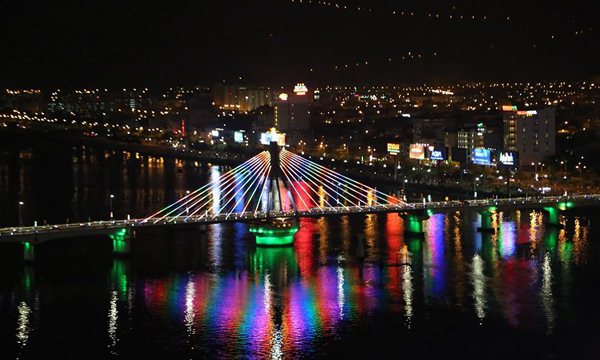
{"left": 1, "top": 195, "right": 598, "bottom": 243}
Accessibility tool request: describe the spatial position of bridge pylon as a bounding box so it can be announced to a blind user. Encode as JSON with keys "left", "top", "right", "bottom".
{"left": 250, "top": 142, "right": 299, "bottom": 246}
{"left": 265, "top": 141, "right": 297, "bottom": 216}
{"left": 477, "top": 208, "right": 497, "bottom": 233}
{"left": 109, "top": 228, "right": 135, "bottom": 256}
{"left": 401, "top": 210, "right": 429, "bottom": 238}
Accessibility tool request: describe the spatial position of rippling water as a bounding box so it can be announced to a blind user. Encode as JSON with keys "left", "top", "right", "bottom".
{"left": 1, "top": 144, "right": 600, "bottom": 359}
{"left": 1, "top": 210, "right": 599, "bottom": 359}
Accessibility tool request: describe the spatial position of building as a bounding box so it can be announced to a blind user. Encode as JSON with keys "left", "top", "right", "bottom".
{"left": 212, "top": 84, "right": 275, "bottom": 112}
{"left": 274, "top": 83, "right": 311, "bottom": 133}
{"left": 503, "top": 107, "right": 556, "bottom": 165}
{"left": 455, "top": 121, "right": 503, "bottom": 163}
{"left": 412, "top": 118, "right": 448, "bottom": 144}
{"left": 457, "top": 124, "right": 485, "bottom": 163}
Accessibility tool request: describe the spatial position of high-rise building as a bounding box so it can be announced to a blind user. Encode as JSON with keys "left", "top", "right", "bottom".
{"left": 212, "top": 84, "right": 275, "bottom": 112}
{"left": 455, "top": 121, "right": 503, "bottom": 163}
{"left": 274, "top": 83, "right": 311, "bottom": 132}
{"left": 503, "top": 107, "right": 555, "bottom": 165}
{"left": 457, "top": 123, "right": 485, "bottom": 162}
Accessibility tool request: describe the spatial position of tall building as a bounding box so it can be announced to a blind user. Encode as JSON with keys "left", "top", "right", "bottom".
{"left": 503, "top": 107, "right": 555, "bottom": 165}
{"left": 455, "top": 121, "right": 503, "bottom": 163}
{"left": 274, "top": 83, "right": 311, "bottom": 132}
{"left": 457, "top": 123, "right": 485, "bottom": 163}
{"left": 212, "top": 84, "right": 275, "bottom": 112}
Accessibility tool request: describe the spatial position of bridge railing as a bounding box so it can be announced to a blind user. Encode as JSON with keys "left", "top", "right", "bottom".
{"left": 1, "top": 194, "right": 599, "bottom": 237}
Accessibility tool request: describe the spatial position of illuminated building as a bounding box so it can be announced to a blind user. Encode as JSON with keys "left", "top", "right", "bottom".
{"left": 503, "top": 107, "right": 555, "bottom": 165}
{"left": 212, "top": 84, "right": 275, "bottom": 112}
{"left": 274, "top": 83, "right": 311, "bottom": 132}
{"left": 455, "top": 122, "right": 502, "bottom": 163}
{"left": 457, "top": 124, "right": 485, "bottom": 163}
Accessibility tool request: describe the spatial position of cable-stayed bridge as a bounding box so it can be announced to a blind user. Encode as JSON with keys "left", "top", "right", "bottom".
{"left": 1, "top": 144, "right": 599, "bottom": 250}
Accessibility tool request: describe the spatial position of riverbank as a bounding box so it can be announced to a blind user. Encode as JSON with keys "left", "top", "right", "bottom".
{"left": 0, "top": 127, "right": 247, "bottom": 166}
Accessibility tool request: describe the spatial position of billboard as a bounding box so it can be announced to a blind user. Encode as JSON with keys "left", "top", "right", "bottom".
{"left": 409, "top": 144, "right": 425, "bottom": 160}
{"left": 498, "top": 151, "right": 518, "bottom": 167}
{"left": 234, "top": 131, "right": 244, "bottom": 144}
{"left": 260, "top": 131, "right": 286, "bottom": 146}
{"left": 428, "top": 147, "right": 446, "bottom": 161}
{"left": 293, "top": 83, "right": 308, "bottom": 96}
{"left": 516, "top": 110, "right": 537, "bottom": 116}
{"left": 387, "top": 143, "right": 400, "bottom": 155}
{"left": 472, "top": 148, "right": 491, "bottom": 165}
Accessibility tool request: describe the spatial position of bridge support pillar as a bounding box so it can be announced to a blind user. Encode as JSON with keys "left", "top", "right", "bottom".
{"left": 110, "top": 228, "right": 134, "bottom": 257}
{"left": 477, "top": 209, "right": 496, "bottom": 233}
{"left": 402, "top": 212, "right": 428, "bottom": 238}
{"left": 543, "top": 207, "right": 563, "bottom": 228}
{"left": 23, "top": 242, "right": 35, "bottom": 263}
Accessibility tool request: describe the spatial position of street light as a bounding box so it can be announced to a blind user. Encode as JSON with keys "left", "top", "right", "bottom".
{"left": 109, "top": 194, "right": 115, "bottom": 220}
{"left": 18, "top": 201, "right": 24, "bottom": 226}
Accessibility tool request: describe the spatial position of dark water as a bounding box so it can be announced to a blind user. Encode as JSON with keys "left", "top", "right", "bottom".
{"left": 1, "top": 145, "right": 600, "bottom": 359}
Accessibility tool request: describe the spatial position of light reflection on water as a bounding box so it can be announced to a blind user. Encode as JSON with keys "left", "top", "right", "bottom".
{"left": 2, "top": 210, "right": 598, "bottom": 358}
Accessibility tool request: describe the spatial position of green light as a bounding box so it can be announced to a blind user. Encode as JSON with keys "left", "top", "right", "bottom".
{"left": 23, "top": 266, "right": 33, "bottom": 292}
{"left": 408, "top": 238, "right": 422, "bottom": 253}
{"left": 557, "top": 202, "right": 574, "bottom": 211}
{"left": 544, "top": 228, "right": 558, "bottom": 251}
{"left": 404, "top": 215, "right": 423, "bottom": 234}
{"left": 251, "top": 247, "right": 298, "bottom": 275}
{"left": 109, "top": 228, "right": 130, "bottom": 254}
{"left": 543, "top": 207, "right": 560, "bottom": 225}
{"left": 111, "top": 260, "right": 128, "bottom": 299}
{"left": 23, "top": 242, "right": 35, "bottom": 262}
{"left": 250, "top": 225, "right": 298, "bottom": 246}
{"left": 560, "top": 240, "right": 573, "bottom": 263}
{"left": 426, "top": 209, "right": 435, "bottom": 217}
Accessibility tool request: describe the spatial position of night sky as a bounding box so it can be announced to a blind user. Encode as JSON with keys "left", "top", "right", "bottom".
{"left": 1, "top": 0, "right": 597, "bottom": 88}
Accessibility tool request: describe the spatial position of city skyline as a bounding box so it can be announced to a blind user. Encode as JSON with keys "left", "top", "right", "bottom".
{"left": 1, "top": 0, "right": 598, "bottom": 88}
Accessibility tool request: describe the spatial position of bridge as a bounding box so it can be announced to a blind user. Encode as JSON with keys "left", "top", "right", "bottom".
{"left": 1, "top": 143, "right": 599, "bottom": 259}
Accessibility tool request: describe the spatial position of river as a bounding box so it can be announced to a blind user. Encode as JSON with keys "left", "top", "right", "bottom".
{"left": 1, "top": 143, "right": 599, "bottom": 359}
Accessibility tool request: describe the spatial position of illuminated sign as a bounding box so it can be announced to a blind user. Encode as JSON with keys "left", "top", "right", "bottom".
{"left": 516, "top": 110, "right": 538, "bottom": 116}
{"left": 409, "top": 144, "right": 425, "bottom": 160}
{"left": 234, "top": 131, "right": 244, "bottom": 144}
{"left": 502, "top": 105, "right": 518, "bottom": 112}
{"left": 498, "top": 151, "right": 518, "bottom": 167}
{"left": 278, "top": 93, "right": 288, "bottom": 101}
{"left": 211, "top": 130, "right": 219, "bottom": 137}
{"left": 387, "top": 143, "right": 400, "bottom": 155}
{"left": 472, "top": 148, "right": 491, "bottom": 165}
{"left": 293, "top": 83, "right": 308, "bottom": 96}
{"left": 428, "top": 148, "right": 446, "bottom": 161}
